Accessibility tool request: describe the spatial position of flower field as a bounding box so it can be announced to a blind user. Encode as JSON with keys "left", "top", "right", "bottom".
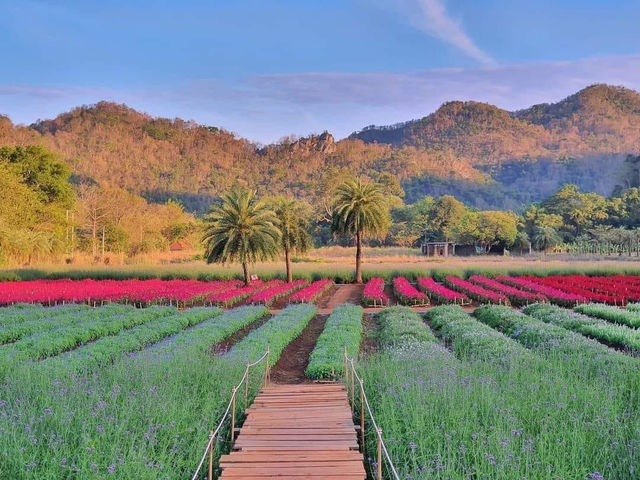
{"left": 1, "top": 272, "right": 640, "bottom": 479}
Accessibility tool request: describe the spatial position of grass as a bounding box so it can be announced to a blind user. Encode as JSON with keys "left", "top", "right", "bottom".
{"left": 306, "top": 304, "right": 363, "bottom": 379}
{"left": 355, "top": 305, "right": 640, "bottom": 480}
{"left": 5, "top": 254, "right": 640, "bottom": 283}
{"left": 0, "top": 305, "right": 278, "bottom": 479}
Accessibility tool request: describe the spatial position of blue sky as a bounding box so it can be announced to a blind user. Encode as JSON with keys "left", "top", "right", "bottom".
{"left": 2, "top": 0, "right": 640, "bottom": 143}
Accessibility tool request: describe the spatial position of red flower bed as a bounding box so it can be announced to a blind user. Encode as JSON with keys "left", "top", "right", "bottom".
{"left": 417, "top": 277, "right": 470, "bottom": 305}
{"left": 469, "top": 275, "right": 546, "bottom": 307}
{"left": 526, "top": 276, "right": 621, "bottom": 305}
{"left": 444, "top": 276, "right": 509, "bottom": 305}
{"left": 0, "top": 279, "right": 241, "bottom": 306}
{"left": 362, "top": 277, "right": 388, "bottom": 307}
{"left": 289, "top": 279, "right": 334, "bottom": 303}
{"left": 496, "top": 276, "right": 586, "bottom": 307}
{"left": 208, "top": 279, "right": 284, "bottom": 307}
{"left": 247, "top": 279, "right": 308, "bottom": 306}
{"left": 392, "top": 277, "right": 429, "bottom": 305}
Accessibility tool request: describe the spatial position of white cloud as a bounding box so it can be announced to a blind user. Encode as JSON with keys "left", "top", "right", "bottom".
{"left": 368, "top": 0, "right": 496, "bottom": 65}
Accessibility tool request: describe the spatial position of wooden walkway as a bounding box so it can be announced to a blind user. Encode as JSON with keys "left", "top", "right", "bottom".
{"left": 219, "top": 383, "right": 366, "bottom": 480}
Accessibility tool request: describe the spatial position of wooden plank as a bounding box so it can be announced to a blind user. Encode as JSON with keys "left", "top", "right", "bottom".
{"left": 218, "top": 382, "right": 365, "bottom": 480}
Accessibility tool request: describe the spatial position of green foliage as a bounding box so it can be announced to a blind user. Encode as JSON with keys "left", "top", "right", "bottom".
{"left": 227, "top": 303, "right": 316, "bottom": 366}
{"left": 474, "top": 305, "right": 637, "bottom": 371}
{"left": 331, "top": 178, "right": 391, "bottom": 240}
{"left": 376, "top": 306, "right": 436, "bottom": 347}
{"left": 306, "top": 304, "right": 362, "bottom": 379}
{"left": 574, "top": 303, "right": 640, "bottom": 328}
{"left": 0, "top": 145, "right": 73, "bottom": 207}
{"left": 426, "top": 305, "right": 532, "bottom": 361}
{"left": 524, "top": 303, "right": 640, "bottom": 354}
{"left": 202, "top": 186, "right": 281, "bottom": 284}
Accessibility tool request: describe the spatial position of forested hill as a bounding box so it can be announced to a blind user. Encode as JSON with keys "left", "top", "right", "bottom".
{"left": 350, "top": 84, "right": 640, "bottom": 163}
{"left": 1, "top": 84, "right": 639, "bottom": 213}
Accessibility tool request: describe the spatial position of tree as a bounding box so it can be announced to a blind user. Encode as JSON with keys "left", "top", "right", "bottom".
{"left": 425, "top": 195, "right": 467, "bottom": 241}
{"left": 331, "top": 178, "right": 391, "bottom": 283}
{"left": 202, "top": 186, "right": 281, "bottom": 285}
{"left": 475, "top": 211, "right": 518, "bottom": 253}
{"left": 532, "top": 226, "right": 562, "bottom": 251}
{"left": 269, "top": 196, "right": 312, "bottom": 282}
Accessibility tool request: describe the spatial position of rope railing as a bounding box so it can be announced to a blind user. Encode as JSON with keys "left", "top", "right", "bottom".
{"left": 191, "top": 347, "right": 271, "bottom": 480}
{"left": 343, "top": 349, "right": 401, "bottom": 480}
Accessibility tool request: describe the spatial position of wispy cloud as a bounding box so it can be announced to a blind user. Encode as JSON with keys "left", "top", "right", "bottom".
{"left": 2, "top": 55, "right": 640, "bottom": 143}
{"left": 413, "top": 0, "right": 496, "bottom": 65}
{"left": 371, "top": 0, "right": 496, "bottom": 65}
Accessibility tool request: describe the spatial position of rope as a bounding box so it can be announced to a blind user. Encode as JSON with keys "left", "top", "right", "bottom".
{"left": 191, "top": 349, "right": 270, "bottom": 480}
{"left": 348, "top": 357, "right": 401, "bottom": 480}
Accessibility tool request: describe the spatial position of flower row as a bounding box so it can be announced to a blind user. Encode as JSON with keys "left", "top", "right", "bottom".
{"left": 289, "top": 279, "right": 334, "bottom": 303}
{"left": 444, "top": 276, "right": 509, "bottom": 305}
{"left": 417, "top": 277, "right": 470, "bottom": 305}
{"left": 247, "top": 279, "right": 308, "bottom": 306}
{"left": 392, "top": 277, "right": 429, "bottom": 306}
{"left": 469, "top": 275, "right": 546, "bottom": 307}
{"left": 363, "top": 277, "right": 389, "bottom": 306}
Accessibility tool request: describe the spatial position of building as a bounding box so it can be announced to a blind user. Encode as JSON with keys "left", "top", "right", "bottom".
{"left": 421, "top": 241, "right": 456, "bottom": 257}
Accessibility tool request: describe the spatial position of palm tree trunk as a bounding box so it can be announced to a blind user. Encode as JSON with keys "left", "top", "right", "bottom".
{"left": 242, "top": 262, "right": 249, "bottom": 286}
{"left": 355, "top": 231, "right": 363, "bottom": 284}
{"left": 285, "top": 247, "right": 292, "bottom": 283}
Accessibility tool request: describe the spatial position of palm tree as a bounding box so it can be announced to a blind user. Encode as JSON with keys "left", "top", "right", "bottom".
{"left": 270, "top": 196, "right": 312, "bottom": 282}
{"left": 532, "top": 226, "right": 562, "bottom": 252}
{"left": 331, "top": 178, "right": 390, "bottom": 283}
{"left": 202, "top": 186, "right": 281, "bottom": 285}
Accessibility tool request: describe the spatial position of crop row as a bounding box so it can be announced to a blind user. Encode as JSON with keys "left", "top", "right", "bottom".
{"left": 469, "top": 275, "right": 545, "bottom": 306}
{"left": 362, "top": 277, "right": 388, "bottom": 306}
{"left": 444, "top": 276, "right": 509, "bottom": 305}
{"left": 306, "top": 304, "right": 363, "bottom": 379}
{"left": 392, "top": 277, "right": 429, "bottom": 306}
{"left": 289, "top": 278, "right": 334, "bottom": 303}
{"left": 474, "top": 305, "right": 636, "bottom": 370}
{"left": 208, "top": 279, "right": 283, "bottom": 307}
{"left": 247, "top": 279, "right": 308, "bottom": 306}
{"left": 496, "top": 276, "right": 586, "bottom": 306}
{"left": 227, "top": 303, "right": 317, "bottom": 366}
{"left": 0, "top": 303, "right": 84, "bottom": 326}
{"left": 416, "top": 277, "right": 469, "bottom": 305}
{"left": 574, "top": 303, "right": 640, "bottom": 328}
{"left": 39, "top": 307, "right": 228, "bottom": 371}
{"left": 376, "top": 306, "right": 436, "bottom": 347}
{"left": 1, "top": 306, "right": 175, "bottom": 365}
{"left": 0, "top": 303, "right": 128, "bottom": 344}
{"left": 0, "top": 279, "right": 242, "bottom": 306}
{"left": 523, "top": 303, "right": 640, "bottom": 354}
{"left": 427, "top": 305, "right": 532, "bottom": 361}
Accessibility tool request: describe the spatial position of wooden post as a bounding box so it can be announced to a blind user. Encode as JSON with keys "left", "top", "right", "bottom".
{"left": 208, "top": 431, "right": 215, "bottom": 480}
{"left": 231, "top": 387, "right": 237, "bottom": 443}
{"left": 350, "top": 359, "right": 355, "bottom": 407}
{"left": 376, "top": 427, "right": 382, "bottom": 480}
{"left": 359, "top": 378, "right": 365, "bottom": 453}
{"left": 244, "top": 363, "right": 250, "bottom": 407}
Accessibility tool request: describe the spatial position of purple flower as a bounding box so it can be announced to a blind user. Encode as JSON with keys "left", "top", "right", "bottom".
{"left": 587, "top": 473, "right": 605, "bottom": 480}
{"left": 108, "top": 464, "right": 116, "bottom": 474}
{"left": 44, "top": 408, "right": 53, "bottom": 415}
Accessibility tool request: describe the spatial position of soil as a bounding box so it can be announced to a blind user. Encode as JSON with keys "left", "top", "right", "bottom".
{"left": 383, "top": 284, "right": 398, "bottom": 306}
{"left": 315, "top": 285, "right": 338, "bottom": 310}
{"left": 319, "top": 284, "right": 364, "bottom": 313}
{"left": 270, "top": 314, "right": 328, "bottom": 384}
{"left": 209, "top": 314, "right": 271, "bottom": 356}
{"left": 360, "top": 313, "right": 379, "bottom": 354}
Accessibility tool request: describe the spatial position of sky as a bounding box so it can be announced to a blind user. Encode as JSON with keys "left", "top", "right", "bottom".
{"left": 2, "top": 0, "right": 640, "bottom": 143}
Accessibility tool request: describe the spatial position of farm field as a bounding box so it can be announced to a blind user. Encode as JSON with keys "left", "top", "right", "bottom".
{"left": 0, "top": 275, "right": 639, "bottom": 479}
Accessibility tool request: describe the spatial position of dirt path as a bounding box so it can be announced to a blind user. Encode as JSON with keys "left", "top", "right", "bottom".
{"left": 270, "top": 314, "right": 327, "bottom": 384}
{"left": 318, "top": 284, "right": 364, "bottom": 314}
{"left": 209, "top": 314, "right": 271, "bottom": 356}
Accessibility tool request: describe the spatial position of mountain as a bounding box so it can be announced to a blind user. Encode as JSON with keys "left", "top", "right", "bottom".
{"left": 0, "top": 102, "right": 481, "bottom": 213}
{"left": 351, "top": 84, "right": 640, "bottom": 162}
{"left": 1, "top": 84, "right": 639, "bottom": 214}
